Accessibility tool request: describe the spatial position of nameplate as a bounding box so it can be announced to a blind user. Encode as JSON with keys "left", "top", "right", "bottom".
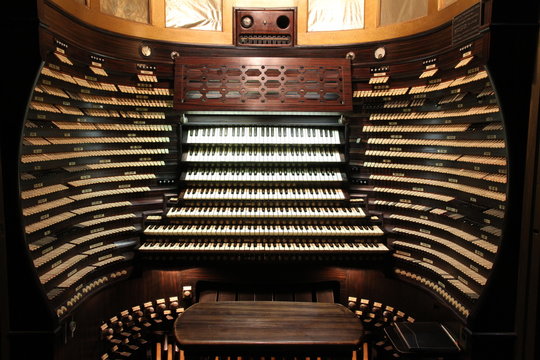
{"left": 395, "top": 250, "right": 411, "bottom": 257}
{"left": 91, "top": 227, "right": 104, "bottom": 234}
{"left": 42, "top": 246, "right": 53, "bottom": 255}
{"left": 98, "top": 254, "right": 113, "bottom": 261}
{"left": 67, "top": 268, "right": 78, "bottom": 277}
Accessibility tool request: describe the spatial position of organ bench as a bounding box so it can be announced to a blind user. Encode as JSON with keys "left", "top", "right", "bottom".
{"left": 173, "top": 301, "right": 363, "bottom": 360}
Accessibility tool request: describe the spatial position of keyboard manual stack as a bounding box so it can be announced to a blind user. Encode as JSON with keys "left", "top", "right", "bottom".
{"left": 139, "top": 114, "right": 388, "bottom": 264}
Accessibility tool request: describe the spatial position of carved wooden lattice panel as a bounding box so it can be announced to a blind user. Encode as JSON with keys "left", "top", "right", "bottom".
{"left": 174, "top": 57, "right": 352, "bottom": 111}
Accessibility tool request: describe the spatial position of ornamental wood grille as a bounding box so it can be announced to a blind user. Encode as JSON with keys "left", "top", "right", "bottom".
{"left": 174, "top": 57, "right": 352, "bottom": 111}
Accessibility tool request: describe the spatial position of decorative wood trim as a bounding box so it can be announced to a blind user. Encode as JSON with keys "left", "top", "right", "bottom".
{"left": 150, "top": 0, "right": 165, "bottom": 28}
{"left": 174, "top": 56, "right": 352, "bottom": 111}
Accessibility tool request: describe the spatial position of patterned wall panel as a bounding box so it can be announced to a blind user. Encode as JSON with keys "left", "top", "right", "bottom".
{"left": 174, "top": 57, "right": 352, "bottom": 111}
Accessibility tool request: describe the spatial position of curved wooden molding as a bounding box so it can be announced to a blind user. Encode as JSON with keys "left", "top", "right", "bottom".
{"left": 44, "top": 0, "right": 480, "bottom": 46}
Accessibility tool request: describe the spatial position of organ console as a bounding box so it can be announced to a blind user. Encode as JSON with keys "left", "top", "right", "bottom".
{"left": 1, "top": 1, "right": 539, "bottom": 360}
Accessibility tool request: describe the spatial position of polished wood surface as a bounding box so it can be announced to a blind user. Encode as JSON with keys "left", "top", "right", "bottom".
{"left": 174, "top": 301, "right": 362, "bottom": 351}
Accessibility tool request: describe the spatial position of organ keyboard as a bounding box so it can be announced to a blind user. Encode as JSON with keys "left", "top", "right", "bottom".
{"left": 139, "top": 114, "right": 388, "bottom": 262}
{"left": 183, "top": 145, "right": 343, "bottom": 162}
{"left": 185, "top": 126, "right": 341, "bottom": 144}
{"left": 183, "top": 166, "right": 344, "bottom": 182}
{"left": 180, "top": 187, "right": 347, "bottom": 200}
{"left": 166, "top": 206, "right": 366, "bottom": 218}
{"left": 144, "top": 224, "right": 383, "bottom": 237}
{"left": 140, "top": 240, "right": 387, "bottom": 253}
